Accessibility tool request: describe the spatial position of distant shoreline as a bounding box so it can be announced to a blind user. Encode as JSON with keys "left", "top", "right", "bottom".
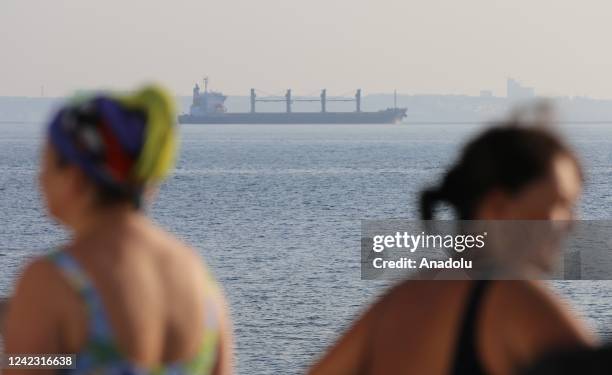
{"left": 2, "top": 120, "right": 612, "bottom": 126}
{"left": 0, "top": 121, "right": 31, "bottom": 124}
{"left": 7, "top": 94, "right": 612, "bottom": 125}
{"left": 403, "top": 121, "right": 612, "bottom": 125}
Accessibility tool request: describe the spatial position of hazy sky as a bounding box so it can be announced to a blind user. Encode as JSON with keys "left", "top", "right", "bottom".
{"left": 2, "top": 0, "right": 612, "bottom": 97}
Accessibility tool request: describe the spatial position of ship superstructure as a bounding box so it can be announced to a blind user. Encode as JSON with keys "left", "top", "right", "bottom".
{"left": 189, "top": 77, "right": 227, "bottom": 115}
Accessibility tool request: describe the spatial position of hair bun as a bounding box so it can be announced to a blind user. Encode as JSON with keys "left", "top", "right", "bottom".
{"left": 420, "top": 188, "right": 444, "bottom": 220}
{"left": 115, "top": 84, "right": 177, "bottom": 184}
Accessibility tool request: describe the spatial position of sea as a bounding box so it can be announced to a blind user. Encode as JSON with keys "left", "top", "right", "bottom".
{"left": 1, "top": 122, "right": 612, "bottom": 374}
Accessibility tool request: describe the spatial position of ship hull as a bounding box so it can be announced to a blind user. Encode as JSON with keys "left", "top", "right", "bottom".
{"left": 178, "top": 108, "right": 406, "bottom": 124}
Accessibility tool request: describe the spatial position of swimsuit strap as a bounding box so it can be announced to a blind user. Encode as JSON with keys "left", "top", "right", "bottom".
{"left": 451, "top": 280, "right": 492, "bottom": 375}
{"left": 47, "top": 250, "right": 123, "bottom": 364}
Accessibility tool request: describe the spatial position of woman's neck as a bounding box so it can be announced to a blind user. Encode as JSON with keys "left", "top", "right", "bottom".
{"left": 70, "top": 204, "right": 145, "bottom": 243}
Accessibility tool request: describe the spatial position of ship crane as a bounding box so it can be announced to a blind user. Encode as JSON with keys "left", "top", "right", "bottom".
{"left": 250, "top": 89, "right": 363, "bottom": 113}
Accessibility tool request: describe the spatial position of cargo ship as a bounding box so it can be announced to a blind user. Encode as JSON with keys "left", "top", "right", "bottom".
{"left": 178, "top": 79, "right": 407, "bottom": 124}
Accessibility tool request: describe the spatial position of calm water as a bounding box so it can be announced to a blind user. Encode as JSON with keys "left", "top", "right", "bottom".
{"left": 1, "top": 123, "right": 612, "bottom": 374}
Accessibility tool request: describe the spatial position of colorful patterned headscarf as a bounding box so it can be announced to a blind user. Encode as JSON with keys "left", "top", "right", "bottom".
{"left": 48, "top": 85, "right": 177, "bottom": 196}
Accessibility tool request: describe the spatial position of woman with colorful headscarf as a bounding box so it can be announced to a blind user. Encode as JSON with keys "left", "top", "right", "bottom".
{"left": 3, "top": 85, "right": 233, "bottom": 374}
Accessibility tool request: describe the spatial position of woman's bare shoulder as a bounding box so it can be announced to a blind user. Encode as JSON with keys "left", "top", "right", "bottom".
{"left": 486, "top": 280, "right": 595, "bottom": 353}
{"left": 378, "top": 280, "right": 472, "bottom": 308}
{"left": 491, "top": 281, "right": 585, "bottom": 327}
{"left": 3, "top": 256, "right": 81, "bottom": 353}
{"left": 141, "top": 222, "right": 203, "bottom": 263}
{"left": 144, "top": 223, "right": 222, "bottom": 293}
{"left": 12, "top": 257, "right": 74, "bottom": 302}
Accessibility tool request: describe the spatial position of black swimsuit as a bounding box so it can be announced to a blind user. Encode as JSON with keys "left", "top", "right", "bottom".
{"left": 451, "top": 280, "right": 492, "bottom": 375}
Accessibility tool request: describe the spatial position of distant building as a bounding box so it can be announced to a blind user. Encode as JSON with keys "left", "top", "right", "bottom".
{"left": 507, "top": 78, "right": 535, "bottom": 99}
{"left": 480, "top": 90, "right": 493, "bottom": 98}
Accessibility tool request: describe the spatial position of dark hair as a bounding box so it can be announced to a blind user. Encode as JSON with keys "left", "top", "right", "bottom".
{"left": 420, "top": 123, "right": 582, "bottom": 220}
{"left": 95, "top": 183, "right": 144, "bottom": 209}
{"left": 55, "top": 154, "right": 144, "bottom": 210}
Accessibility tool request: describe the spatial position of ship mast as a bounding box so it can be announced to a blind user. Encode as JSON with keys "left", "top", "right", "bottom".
{"left": 203, "top": 76, "right": 209, "bottom": 93}
{"left": 394, "top": 89, "right": 397, "bottom": 109}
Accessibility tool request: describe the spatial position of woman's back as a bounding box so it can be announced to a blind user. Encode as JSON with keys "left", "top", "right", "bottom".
{"left": 365, "top": 281, "right": 474, "bottom": 374}
{"left": 6, "top": 211, "right": 228, "bottom": 373}
{"left": 56, "top": 213, "right": 219, "bottom": 364}
{"left": 312, "top": 280, "right": 592, "bottom": 374}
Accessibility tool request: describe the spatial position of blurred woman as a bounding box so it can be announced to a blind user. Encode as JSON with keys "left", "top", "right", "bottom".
{"left": 309, "top": 123, "right": 594, "bottom": 375}
{"left": 4, "top": 86, "right": 232, "bottom": 374}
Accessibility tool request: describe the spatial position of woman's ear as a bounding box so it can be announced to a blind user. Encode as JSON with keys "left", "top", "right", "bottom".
{"left": 63, "top": 166, "right": 96, "bottom": 208}
{"left": 475, "top": 189, "right": 513, "bottom": 219}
